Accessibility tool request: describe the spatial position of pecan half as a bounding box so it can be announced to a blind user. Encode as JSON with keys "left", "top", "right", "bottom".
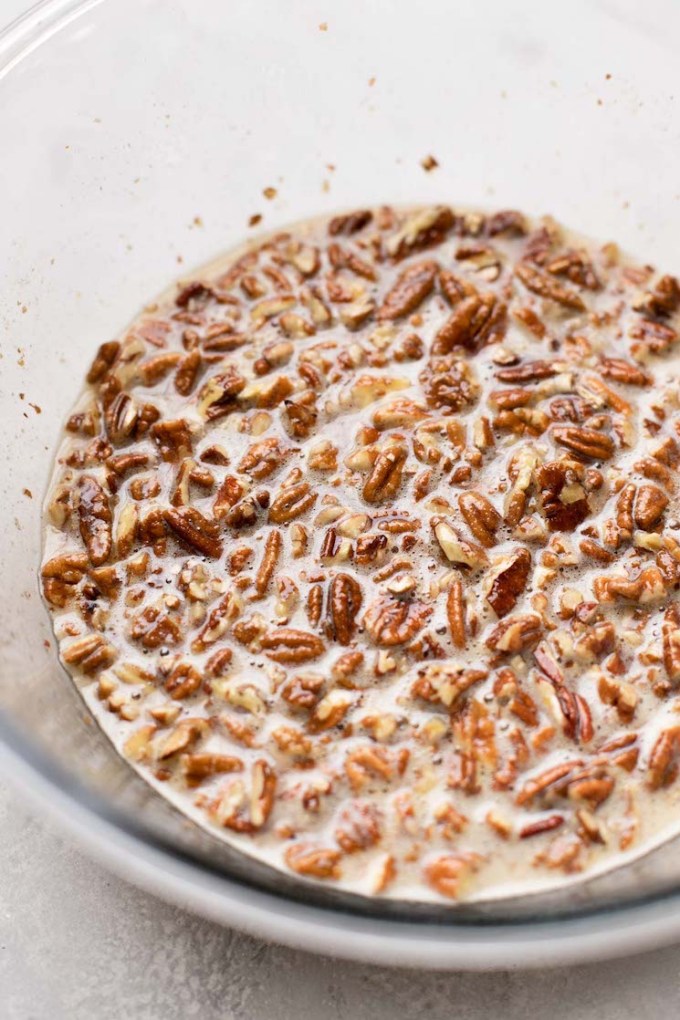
{"left": 377, "top": 260, "right": 437, "bottom": 320}
{"left": 432, "top": 292, "right": 506, "bottom": 354}
{"left": 284, "top": 843, "right": 342, "bottom": 879}
{"left": 458, "top": 491, "right": 501, "bottom": 547}
{"left": 77, "top": 476, "right": 112, "bottom": 566}
{"left": 420, "top": 355, "right": 480, "bottom": 413}
{"left": 552, "top": 426, "right": 615, "bottom": 461}
{"left": 515, "top": 261, "right": 586, "bottom": 311}
{"left": 633, "top": 484, "right": 668, "bottom": 530}
{"left": 164, "top": 506, "right": 223, "bottom": 558}
{"left": 327, "top": 573, "right": 363, "bottom": 645}
{"left": 363, "top": 596, "right": 432, "bottom": 646}
{"left": 260, "top": 628, "right": 325, "bottom": 664}
{"left": 268, "top": 482, "right": 317, "bottom": 524}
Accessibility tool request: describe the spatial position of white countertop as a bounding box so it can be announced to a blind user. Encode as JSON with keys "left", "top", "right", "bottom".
{"left": 2, "top": 777, "right": 680, "bottom": 1020}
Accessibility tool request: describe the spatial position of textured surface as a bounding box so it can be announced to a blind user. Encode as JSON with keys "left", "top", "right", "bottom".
{"left": 2, "top": 780, "right": 680, "bottom": 1019}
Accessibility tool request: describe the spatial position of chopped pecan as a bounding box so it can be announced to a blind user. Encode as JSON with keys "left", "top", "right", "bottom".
{"left": 328, "top": 209, "right": 373, "bottom": 236}
{"left": 537, "top": 461, "right": 590, "bottom": 532}
{"left": 261, "top": 628, "right": 325, "bottom": 664}
{"left": 432, "top": 291, "right": 507, "bottom": 354}
{"left": 376, "top": 259, "right": 437, "bottom": 320}
{"left": 164, "top": 506, "right": 223, "bottom": 558}
{"left": 62, "top": 633, "right": 116, "bottom": 674}
{"left": 385, "top": 205, "right": 454, "bottom": 259}
{"left": 515, "top": 261, "right": 586, "bottom": 311}
{"left": 268, "top": 482, "right": 317, "bottom": 524}
{"left": 446, "top": 581, "right": 466, "bottom": 648}
{"left": 151, "top": 419, "right": 193, "bottom": 462}
{"left": 486, "top": 614, "right": 542, "bottom": 654}
{"left": 284, "top": 843, "right": 342, "bottom": 879}
{"left": 87, "top": 340, "right": 120, "bottom": 384}
{"left": 662, "top": 604, "right": 680, "bottom": 683}
{"left": 633, "top": 274, "right": 680, "bottom": 318}
{"left": 77, "top": 475, "right": 112, "bottom": 566}
{"left": 486, "top": 548, "right": 532, "bottom": 618}
{"left": 633, "top": 484, "right": 668, "bottom": 530}
{"left": 552, "top": 426, "right": 615, "bottom": 461}
{"left": 254, "top": 529, "right": 282, "bottom": 596}
{"left": 420, "top": 355, "right": 480, "bottom": 413}
{"left": 362, "top": 445, "right": 407, "bottom": 504}
{"left": 363, "top": 596, "right": 432, "bottom": 646}
{"left": 599, "top": 357, "right": 651, "bottom": 387}
{"left": 327, "top": 573, "right": 363, "bottom": 645}
{"left": 424, "top": 853, "right": 482, "bottom": 898}
{"left": 458, "top": 491, "right": 501, "bottom": 547}
{"left": 335, "top": 801, "right": 381, "bottom": 853}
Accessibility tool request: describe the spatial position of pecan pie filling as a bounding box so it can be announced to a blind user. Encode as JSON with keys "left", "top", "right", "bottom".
{"left": 41, "top": 206, "right": 680, "bottom": 900}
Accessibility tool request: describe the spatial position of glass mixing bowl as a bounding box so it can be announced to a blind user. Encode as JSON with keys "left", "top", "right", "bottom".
{"left": 4, "top": 0, "right": 680, "bottom": 969}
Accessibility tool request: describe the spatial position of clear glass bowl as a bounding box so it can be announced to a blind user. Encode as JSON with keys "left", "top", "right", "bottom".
{"left": 4, "top": 0, "right": 680, "bottom": 968}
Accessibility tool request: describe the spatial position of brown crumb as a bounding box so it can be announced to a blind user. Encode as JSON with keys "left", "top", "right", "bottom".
{"left": 421, "top": 154, "right": 439, "bottom": 172}
{"left": 263, "top": 187, "right": 277, "bottom": 200}
{"left": 23, "top": 488, "right": 32, "bottom": 499}
{"left": 368, "top": 77, "right": 376, "bottom": 87}
{"left": 248, "top": 214, "right": 263, "bottom": 228}
{"left": 319, "top": 22, "right": 328, "bottom": 31}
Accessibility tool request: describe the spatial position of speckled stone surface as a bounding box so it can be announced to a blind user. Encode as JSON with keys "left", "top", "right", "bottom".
{"left": 2, "top": 780, "right": 680, "bottom": 1020}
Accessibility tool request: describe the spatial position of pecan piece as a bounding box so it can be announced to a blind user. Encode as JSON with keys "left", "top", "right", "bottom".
{"left": 385, "top": 205, "right": 454, "bottom": 258}
{"left": 446, "top": 581, "right": 466, "bottom": 649}
{"left": 261, "top": 628, "right": 325, "bottom": 664}
{"left": 552, "top": 426, "right": 614, "bottom": 461}
{"left": 458, "top": 491, "right": 501, "bottom": 548}
{"left": 207, "top": 760, "right": 276, "bottom": 832}
{"left": 420, "top": 355, "right": 480, "bottom": 413}
{"left": 537, "top": 462, "right": 590, "bottom": 532}
{"left": 486, "top": 548, "right": 532, "bottom": 618}
{"left": 634, "top": 484, "right": 668, "bottom": 530}
{"left": 87, "top": 340, "right": 121, "bottom": 386}
{"left": 599, "top": 357, "right": 651, "bottom": 387}
{"left": 62, "top": 633, "right": 116, "bottom": 674}
{"left": 432, "top": 292, "right": 506, "bottom": 354}
{"left": 151, "top": 419, "right": 193, "bottom": 462}
{"left": 424, "top": 853, "right": 482, "bottom": 899}
{"left": 164, "top": 506, "right": 222, "bottom": 558}
{"left": 515, "top": 261, "right": 586, "bottom": 311}
{"left": 41, "top": 552, "right": 89, "bottom": 607}
{"left": 328, "top": 573, "right": 363, "bottom": 645}
{"left": 254, "top": 529, "right": 282, "bottom": 596}
{"left": 647, "top": 727, "right": 680, "bottom": 790}
{"left": 328, "top": 209, "right": 373, "bottom": 236}
{"left": 362, "top": 445, "right": 407, "bottom": 504}
{"left": 284, "top": 843, "right": 341, "bottom": 879}
{"left": 165, "top": 662, "right": 202, "bottom": 699}
{"left": 335, "top": 801, "right": 381, "bottom": 853}
{"left": 376, "top": 260, "right": 437, "bottom": 320}
{"left": 486, "top": 614, "right": 542, "bottom": 654}
{"left": 77, "top": 475, "right": 112, "bottom": 566}
{"left": 662, "top": 604, "right": 680, "bottom": 683}
{"left": 633, "top": 274, "right": 680, "bottom": 318}
{"left": 362, "top": 596, "right": 432, "bottom": 646}
{"left": 181, "top": 752, "right": 243, "bottom": 787}
{"left": 268, "top": 482, "right": 317, "bottom": 524}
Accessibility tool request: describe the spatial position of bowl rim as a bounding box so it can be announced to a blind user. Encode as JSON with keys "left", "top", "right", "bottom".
{"left": 5, "top": 0, "right": 680, "bottom": 966}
